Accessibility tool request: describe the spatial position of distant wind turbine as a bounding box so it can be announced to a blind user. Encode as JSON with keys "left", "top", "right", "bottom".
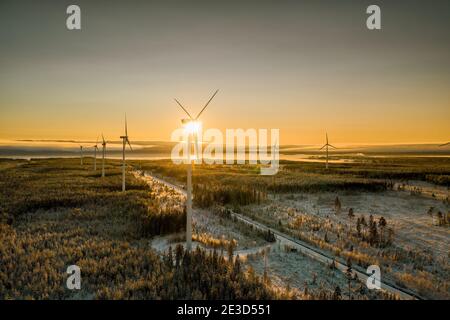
{"left": 120, "top": 115, "right": 133, "bottom": 192}
{"left": 319, "top": 133, "right": 336, "bottom": 169}
{"left": 79, "top": 145, "right": 84, "bottom": 166}
{"left": 93, "top": 137, "right": 99, "bottom": 171}
{"left": 174, "top": 89, "right": 219, "bottom": 251}
{"left": 101, "top": 134, "right": 107, "bottom": 178}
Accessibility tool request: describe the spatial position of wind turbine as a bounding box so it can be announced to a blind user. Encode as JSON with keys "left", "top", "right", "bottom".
{"left": 101, "top": 134, "right": 107, "bottom": 178}
{"left": 174, "top": 89, "right": 219, "bottom": 251}
{"left": 92, "top": 137, "right": 99, "bottom": 171}
{"left": 79, "top": 145, "right": 84, "bottom": 166}
{"left": 319, "top": 133, "right": 336, "bottom": 169}
{"left": 120, "top": 115, "right": 133, "bottom": 191}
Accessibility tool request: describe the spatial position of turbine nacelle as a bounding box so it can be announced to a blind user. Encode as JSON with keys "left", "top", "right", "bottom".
{"left": 183, "top": 120, "right": 202, "bottom": 135}
{"left": 319, "top": 133, "right": 337, "bottom": 150}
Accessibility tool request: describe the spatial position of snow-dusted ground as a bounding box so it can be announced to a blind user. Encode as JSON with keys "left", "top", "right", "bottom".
{"left": 268, "top": 190, "right": 449, "bottom": 258}
{"left": 244, "top": 188, "right": 449, "bottom": 299}
{"left": 149, "top": 232, "right": 269, "bottom": 259}
{"left": 135, "top": 171, "right": 391, "bottom": 299}
{"left": 394, "top": 180, "right": 449, "bottom": 201}
{"left": 247, "top": 243, "right": 383, "bottom": 300}
{"left": 193, "top": 208, "right": 268, "bottom": 250}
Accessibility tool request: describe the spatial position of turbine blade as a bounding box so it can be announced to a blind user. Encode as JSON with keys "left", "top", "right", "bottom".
{"left": 195, "top": 89, "right": 219, "bottom": 120}
{"left": 328, "top": 144, "right": 337, "bottom": 149}
{"left": 127, "top": 139, "right": 133, "bottom": 151}
{"left": 102, "top": 134, "right": 105, "bottom": 144}
{"left": 319, "top": 144, "right": 327, "bottom": 151}
{"left": 125, "top": 114, "right": 128, "bottom": 137}
{"left": 439, "top": 142, "right": 450, "bottom": 147}
{"left": 174, "top": 99, "right": 193, "bottom": 119}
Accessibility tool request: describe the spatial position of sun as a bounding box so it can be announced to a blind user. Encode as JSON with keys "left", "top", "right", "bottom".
{"left": 183, "top": 120, "right": 202, "bottom": 135}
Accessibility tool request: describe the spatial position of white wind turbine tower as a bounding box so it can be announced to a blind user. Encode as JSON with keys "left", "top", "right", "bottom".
{"left": 79, "top": 145, "right": 84, "bottom": 166}
{"left": 120, "top": 115, "right": 133, "bottom": 192}
{"left": 319, "top": 133, "right": 336, "bottom": 169}
{"left": 92, "top": 137, "right": 99, "bottom": 171}
{"left": 174, "top": 89, "right": 219, "bottom": 251}
{"left": 101, "top": 134, "right": 107, "bottom": 178}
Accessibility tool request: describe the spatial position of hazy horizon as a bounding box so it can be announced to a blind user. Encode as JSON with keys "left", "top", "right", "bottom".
{"left": 1, "top": 138, "right": 449, "bottom": 160}
{"left": 2, "top": 138, "right": 450, "bottom": 147}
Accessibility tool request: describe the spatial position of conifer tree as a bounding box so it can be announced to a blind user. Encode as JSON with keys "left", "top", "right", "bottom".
{"left": 175, "top": 244, "right": 183, "bottom": 268}
{"left": 348, "top": 208, "right": 354, "bottom": 218}
{"left": 333, "top": 286, "right": 342, "bottom": 300}
{"left": 334, "top": 196, "right": 342, "bottom": 214}
{"left": 356, "top": 218, "right": 362, "bottom": 237}
{"left": 345, "top": 258, "right": 353, "bottom": 300}
{"left": 360, "top": 215, "right": 367, "bottom": 226}
{"left": 165, "top": 246, "right": 174, "bottom": 268}
{"left": 233, "top": 255, "right": 241, "bottom": 279}
{"left": 378, "top": 217, "right": 387, "bottom": 245}
{"left": 227, "top": 241, "right": 234, "bottom": 261}
{"left": 369, "top": 217, "right": 378, "bottom": 246}
{"left": 437, "top": 211, "right": 444, "bottom": 226}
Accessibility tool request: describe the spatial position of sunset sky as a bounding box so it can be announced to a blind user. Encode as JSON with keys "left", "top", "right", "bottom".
{"left": 0, "top": 0, "right": 449, "bottom": 145}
